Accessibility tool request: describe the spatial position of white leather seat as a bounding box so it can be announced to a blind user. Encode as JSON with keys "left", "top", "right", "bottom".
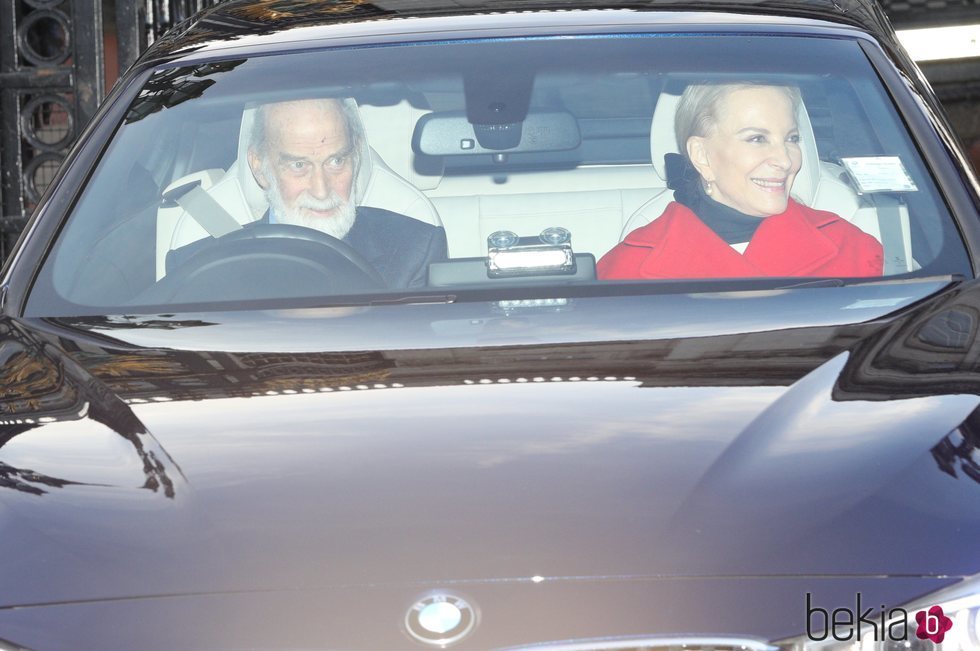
{"left": 622, "top": 83, "right": 914, "bottom": 273}
{"left": 156, "top": 99, "right": 442, "bottom": 280}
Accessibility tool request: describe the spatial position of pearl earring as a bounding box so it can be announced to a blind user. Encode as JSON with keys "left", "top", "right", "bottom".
{"left": 705, "top": 181, "right": 713, "bottom": 196}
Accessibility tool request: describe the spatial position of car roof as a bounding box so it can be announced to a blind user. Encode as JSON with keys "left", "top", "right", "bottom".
{"left": 144, "top": 0, "right": 897, "bottom": 63}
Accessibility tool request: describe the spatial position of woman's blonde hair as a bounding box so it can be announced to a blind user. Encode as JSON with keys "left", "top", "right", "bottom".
{"left": 674, "top": 82, "right": 802, "bottom": 157}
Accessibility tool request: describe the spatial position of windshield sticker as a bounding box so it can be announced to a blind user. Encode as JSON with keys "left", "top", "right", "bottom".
{"left": 840, "top": 156, "right": 919, "bottom": 193}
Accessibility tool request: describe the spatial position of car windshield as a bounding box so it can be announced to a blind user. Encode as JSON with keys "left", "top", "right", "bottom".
{"left": 24, "top": 32, "right": 972, "bottom": 316}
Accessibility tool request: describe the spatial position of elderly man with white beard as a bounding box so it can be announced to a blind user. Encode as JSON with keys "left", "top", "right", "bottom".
{"left": 242, "top": 97, "right": 447, "bottom": 289}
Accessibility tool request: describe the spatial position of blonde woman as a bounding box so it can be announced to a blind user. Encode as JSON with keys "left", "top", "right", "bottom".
{"left": 598, "top": 83, "right": 882, "bottom": 279}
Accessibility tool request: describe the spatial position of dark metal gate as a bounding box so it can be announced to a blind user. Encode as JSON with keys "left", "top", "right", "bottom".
{"left": 0, "top": 0, "right": 223, "bottom": 264}
{"left": 0, "top": 1, "right": 103, "bottom": 263}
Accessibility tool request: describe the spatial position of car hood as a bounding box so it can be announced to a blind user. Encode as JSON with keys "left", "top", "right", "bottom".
{"left": 1, "top": 280, "right": 979, "bottom": 647}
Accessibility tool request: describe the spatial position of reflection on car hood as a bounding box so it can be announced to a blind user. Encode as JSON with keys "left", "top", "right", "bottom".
{"left": 1, "top": 282, "right": 979, "bottom": 647}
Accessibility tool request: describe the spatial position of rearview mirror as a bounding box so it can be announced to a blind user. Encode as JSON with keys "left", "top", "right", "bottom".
{"left": 412, "top": 110, "right": 581, "bottom": 156}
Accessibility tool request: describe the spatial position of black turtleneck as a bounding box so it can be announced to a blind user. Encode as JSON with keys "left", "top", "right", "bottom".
{"left": 664, "top": 152, "right": 765, "bottom": 245}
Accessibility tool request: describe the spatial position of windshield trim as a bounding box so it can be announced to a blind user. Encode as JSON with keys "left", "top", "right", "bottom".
{"left": 23, "top": 275, "right": 960, "bottom": 320}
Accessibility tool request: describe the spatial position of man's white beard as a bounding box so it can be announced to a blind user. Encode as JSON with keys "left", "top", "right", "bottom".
{"left": 265, "top": 166, "right": 356, "bottom": 240}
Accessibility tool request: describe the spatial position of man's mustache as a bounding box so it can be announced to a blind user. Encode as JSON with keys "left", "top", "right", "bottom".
{"left": 294, "top": 192, "right": 345, "bottom": 212}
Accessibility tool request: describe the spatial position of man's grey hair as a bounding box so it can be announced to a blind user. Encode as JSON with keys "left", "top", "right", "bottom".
{"left": 674, "top": 82, "right": 802, "bottom": 159}
{"left": 248, "top": 98, "right": 364, "bottom": 162}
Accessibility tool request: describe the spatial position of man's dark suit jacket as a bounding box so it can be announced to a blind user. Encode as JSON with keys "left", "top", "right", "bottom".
{"left": 344, "top": 206, "right": 447, "bottom": 289}
{"left": 167, "top": 206, "right": 448, "bottom": 290}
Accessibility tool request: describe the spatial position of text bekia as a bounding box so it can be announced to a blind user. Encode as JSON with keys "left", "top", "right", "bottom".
{"left": 805, "top": 593, "right": 908, "bottom": 642}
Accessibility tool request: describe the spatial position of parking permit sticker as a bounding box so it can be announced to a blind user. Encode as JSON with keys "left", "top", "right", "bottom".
{"left": 840, "top": 156, "right": 918, "bottom": 193}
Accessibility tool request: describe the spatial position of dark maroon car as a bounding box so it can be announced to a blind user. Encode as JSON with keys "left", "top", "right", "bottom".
{"left": 0, "top": 0, "right": 979, "bottom": 649}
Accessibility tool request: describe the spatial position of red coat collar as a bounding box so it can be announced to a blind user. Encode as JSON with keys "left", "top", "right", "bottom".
{"left": 621, "top": 199, "right": 843, "bottom": 278}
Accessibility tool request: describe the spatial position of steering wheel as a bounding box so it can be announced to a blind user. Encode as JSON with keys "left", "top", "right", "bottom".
{"left": 133, "top": 223, "right": 386, "bottom": 305}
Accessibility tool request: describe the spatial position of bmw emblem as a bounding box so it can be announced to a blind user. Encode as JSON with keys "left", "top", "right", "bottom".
{"left": 404, "top": 592, "right": 477, "bottom": 646}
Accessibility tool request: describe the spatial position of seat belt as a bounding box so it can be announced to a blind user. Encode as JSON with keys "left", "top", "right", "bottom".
{"left": 161, "top": 179, "right": 243, "bottom": 238}
{"left": 870, "top": 193, "right": 909, "bottom": 275}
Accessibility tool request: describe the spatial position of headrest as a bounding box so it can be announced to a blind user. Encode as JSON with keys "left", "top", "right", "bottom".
{"left": 233, "top": 108, "right": 268, "bottom": 221}
{"left": 358, "top": 100, "right": 444, "bottom": 192}
{"left": 649, "top": 83, "right": 821, "bottom": 206}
